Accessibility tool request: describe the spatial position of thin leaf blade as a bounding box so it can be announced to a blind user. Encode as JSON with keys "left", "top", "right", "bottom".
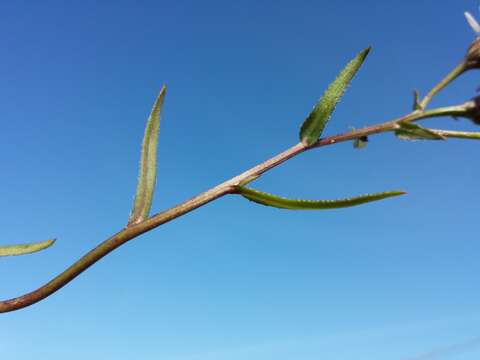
{"left": 395, "top": 121, "right": 446, "bottom": 141}
{"left": 300, "top": 47, "right": 370, "bottom": 146}
{"left": 128, "top": 85, "right": 166, "bottom": 225}
{"left": 0, "top": 239, "right": 55, "bottom": 257}
{"left": 237, "top": 186, "right": 405, "bottom": 210}
{"left": 413, "top": 90, "right": 422, "bottom": 110}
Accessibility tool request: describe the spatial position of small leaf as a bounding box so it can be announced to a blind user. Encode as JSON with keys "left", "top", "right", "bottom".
{"left": 128, "top": 86, "right": 166, "bottom": 225}
{"left": 413, "top": 90, "right": 422, "bottom": 110}
{"left": 0, "top": 239, "right": 55, "bottom": 257}
{"left": 299, "top": 47, "right": 370, "bottom": 146}
{"left": 353, "top": 136, "right": 368, "bottom": 149}
{"left": 237, "top": 186, "right": 405, "bottom": 210}
{"left": 395, "top": 121, "right": 446, "bottom": 141}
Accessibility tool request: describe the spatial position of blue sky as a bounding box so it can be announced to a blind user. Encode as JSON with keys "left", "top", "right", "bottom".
{"left": 1, "top": 0, "right": 480, "bottom": 359}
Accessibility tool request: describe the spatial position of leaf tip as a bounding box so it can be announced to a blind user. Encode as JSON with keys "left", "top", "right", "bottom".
{"left": 360, "top": 46, "right": 372, "bottom": 59}
{"left": 156, "top": 85, "right": 167, "bottom": 105}
{"left": 413, "top": 89, "right": 422, "bottom": 110}
{"left": 46, "top": 238, "right": 56, "bottom": 247}
{"left": 0, "top": 238, "right": 57, "bottom": 257}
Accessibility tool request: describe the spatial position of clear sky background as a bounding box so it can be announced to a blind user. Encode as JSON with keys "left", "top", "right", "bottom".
{"left": 1, "top": 0, "right": 480, "bottom": 359}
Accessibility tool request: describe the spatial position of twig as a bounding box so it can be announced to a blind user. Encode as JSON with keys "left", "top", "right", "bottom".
{"left": 0, "top": 95, "right": 472, "bottom": 312}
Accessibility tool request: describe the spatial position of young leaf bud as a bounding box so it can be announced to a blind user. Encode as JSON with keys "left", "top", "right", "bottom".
{"left": 464, "top": 96, "right": 480, "bottom": 124}
{"left": 465, "top": 37, "right": 480, "bottom": 69}
{"left": 464, "top": 12, "right": 480, "bottom": 69}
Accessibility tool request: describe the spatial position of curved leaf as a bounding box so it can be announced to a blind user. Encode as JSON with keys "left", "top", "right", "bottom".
{"left": 129, "top": 86, "right": 166, "bottom": 225}
{"left": 300, "top": 47, "right": 370, "bottom": 146}
{"left": 237, "top": 186, "right": 405, "bottom": 210}
{"left": 395, "top": 121, "right": 446, "bottom": 141}
{"left": 0, "top": 239, "right": 55, "bottom": 257}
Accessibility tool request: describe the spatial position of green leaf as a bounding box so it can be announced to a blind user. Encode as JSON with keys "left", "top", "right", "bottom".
{"left": 128, "top": 85, "right": 166, "bottom": 225}
{"left": 299, "top": 47, "right": 370, "bottom": 146}
{"left": 0, "top": 239, "right": 55, "bottom": 257}
{"left": 413, "top": 90, "right": 422, "bottom": 110}
{"left": 395, "top": 121, "right": 446, "bottom": 141}
{"left": 353, "top": 136, "right": 368, "bottom": 149}
{"left": 237, "top": 186, "right": 405, "bottom": 210}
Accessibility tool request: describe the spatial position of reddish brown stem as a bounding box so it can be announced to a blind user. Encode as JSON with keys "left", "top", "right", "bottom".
{"left": 0, "top": 101, "right": 472, "bottom": 313}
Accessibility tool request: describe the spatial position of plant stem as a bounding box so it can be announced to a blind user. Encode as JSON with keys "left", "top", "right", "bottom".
{"left": 0, "top": 106, "right": 473, "bottom": 313}
{"left": 429, "top": 129, "right": 480, "bottom": 140}
{"left": 313, "top": 103, "right": 472, "bottom": 147}
{"left": 0, "top": 143, "right": 306, "bottom": 313}
{"left": 419, "top": 62, "right": 468, "bottom": 110}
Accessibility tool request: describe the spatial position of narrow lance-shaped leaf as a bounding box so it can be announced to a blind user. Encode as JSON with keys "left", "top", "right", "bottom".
{"left": 237, "top": 186, "right": 405, "bottom": 210}
{"left": 128, "top": 86, "right": 166, "bottom": 225}
{"left": 0, "top": 239, "right": 55, "bottom": 257}
{"left": 413, "top": 90, "right": 422, "bottom": 110}
{"left": 299, "top": 47, "right": 370, "bottom": 146}
{"left": 394, "top": 121, "right": 446, "bottom": 141}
